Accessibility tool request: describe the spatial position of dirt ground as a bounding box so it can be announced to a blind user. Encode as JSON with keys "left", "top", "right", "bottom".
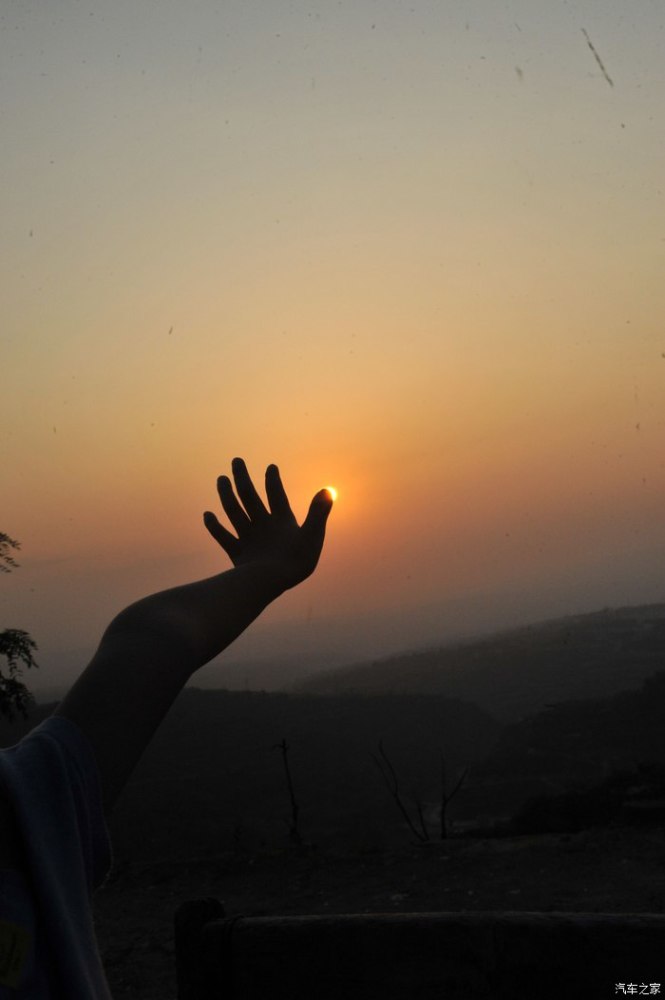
{"left": 93, "top": 825, "right": 665, "bottom": 999}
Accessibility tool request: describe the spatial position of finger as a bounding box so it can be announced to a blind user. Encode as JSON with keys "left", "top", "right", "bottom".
{"left": 301, "top": 488, "right": 333, "bottom": 547}
{"left": 217, "top": 474, "right": 251, "bottom": 534}
{"left": 265, "top": 464, "right": 293, "bottom": 517}
{"left": 203, "top": 510, "right": 240, "bottom": 560}
{"left": 231, "top": 457, "right": 268, "bottom": 519}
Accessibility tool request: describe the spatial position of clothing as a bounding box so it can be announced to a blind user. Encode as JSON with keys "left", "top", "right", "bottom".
{"left": 0, "top": 716, "right": 112, "bottom": 998}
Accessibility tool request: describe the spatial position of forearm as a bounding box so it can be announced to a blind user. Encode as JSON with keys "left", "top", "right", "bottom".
{"left": 104, "top": 562, "right": 288, "bottom": 674}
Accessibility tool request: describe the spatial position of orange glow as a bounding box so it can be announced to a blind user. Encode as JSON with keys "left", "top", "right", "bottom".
{"left": 5, "top": 4, "right": 665, "bottom": 697}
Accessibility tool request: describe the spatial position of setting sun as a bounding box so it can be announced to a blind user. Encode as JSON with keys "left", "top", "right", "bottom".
{"left": 324, "top": 486, "right": 338, "bottom": 502}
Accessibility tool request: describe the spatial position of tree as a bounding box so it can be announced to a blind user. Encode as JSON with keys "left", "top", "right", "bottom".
{"left": 1, "top": 533, "right": 38, "bottom": 720}
{"left": 0, "top": 533, "right": 20, "bottom": 574}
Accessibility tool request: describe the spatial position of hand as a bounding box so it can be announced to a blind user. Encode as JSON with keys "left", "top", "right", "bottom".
{"left": 203, "top": 458, "right": 333, "bottom": 590}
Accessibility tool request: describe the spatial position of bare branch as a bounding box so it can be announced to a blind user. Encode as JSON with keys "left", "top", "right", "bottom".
{"left": 440, "top": 752, "right": 468, "bottom": 840}
{"left": 413, "top": 797, "right": 430, "bottom": 842}
{"left": 274, "top": 737, "right": 302, "bottom": 846}
{"left": 372, "top": 741, "right": 429, "bottom": 843}
{"left": 448, "top": 766, "right": 469, "bottom": 804}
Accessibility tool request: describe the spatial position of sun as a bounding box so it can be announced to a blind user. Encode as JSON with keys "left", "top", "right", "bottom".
{"left": 324, "top": 485, "right": 338, "bottom": 502}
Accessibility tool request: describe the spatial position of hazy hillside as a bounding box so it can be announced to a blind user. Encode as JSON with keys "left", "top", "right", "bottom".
{"left": 294, "top": 604, "right": 665, "bottom": 722}
{"left": 99, "top": 689, "right": 498, "bottom": 862}
{"left": 3, "top": 669, "right": 665, "bottom": 863}
{"left": 481, "top": 671, "right": 665, "bottom": 779}
{"left": 461, "top": 670, "right": 665, "bottom": 823}
{"left": 0, "top": 692, "right": 499, "bottom": 863}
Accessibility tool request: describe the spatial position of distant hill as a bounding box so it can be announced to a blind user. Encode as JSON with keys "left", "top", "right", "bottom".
{"left": 479, "top": 670, "right": 665, "bottom": 781}
{"left": 4, "top": 668, "right": 664, "bottom": 857}
{"left": 0, "top": 689, "right": 500, "bottom": 862}
{"left": 104, "top": 689, "right": 500, "bottom": 862}
{"left": 294, "top": 604, "right": 665, "bottom": 722}
{"left": 463, "top": 669, "right": 665, "bottom": 822}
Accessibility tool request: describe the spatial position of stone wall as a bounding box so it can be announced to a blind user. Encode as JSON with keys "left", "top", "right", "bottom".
{"left": 175, "top": 902, "right": 665, "bottom": 999}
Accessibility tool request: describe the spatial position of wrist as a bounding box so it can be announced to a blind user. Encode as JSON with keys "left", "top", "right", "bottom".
{"left": 231, "top": 558, "right": 306, "bottom": 595}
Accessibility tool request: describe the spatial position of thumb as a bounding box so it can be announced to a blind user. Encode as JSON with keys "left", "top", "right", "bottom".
{"left": 301, "top": 488, "right": 334, "bottom": 547}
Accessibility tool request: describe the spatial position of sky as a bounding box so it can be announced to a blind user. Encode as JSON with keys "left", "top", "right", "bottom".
{"left": 2, "top": 0, "right": 665, "bottom": 696}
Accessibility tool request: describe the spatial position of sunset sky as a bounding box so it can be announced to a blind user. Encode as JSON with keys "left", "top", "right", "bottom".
{"left": 2, "top": 1, "right": 665, "bottom": 696}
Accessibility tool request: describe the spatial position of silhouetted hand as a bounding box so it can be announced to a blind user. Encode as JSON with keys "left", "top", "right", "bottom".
{"left": 203, "top": 458, "right": 333, "bottom": 590}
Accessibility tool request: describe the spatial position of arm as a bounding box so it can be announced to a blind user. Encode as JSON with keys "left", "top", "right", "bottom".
{"left": 55, "top": 458, "right": 333, "bottom": 813}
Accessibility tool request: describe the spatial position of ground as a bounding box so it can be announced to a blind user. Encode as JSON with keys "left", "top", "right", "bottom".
{"left": 93, "top": 825, "right": 665, "bottom": 999}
